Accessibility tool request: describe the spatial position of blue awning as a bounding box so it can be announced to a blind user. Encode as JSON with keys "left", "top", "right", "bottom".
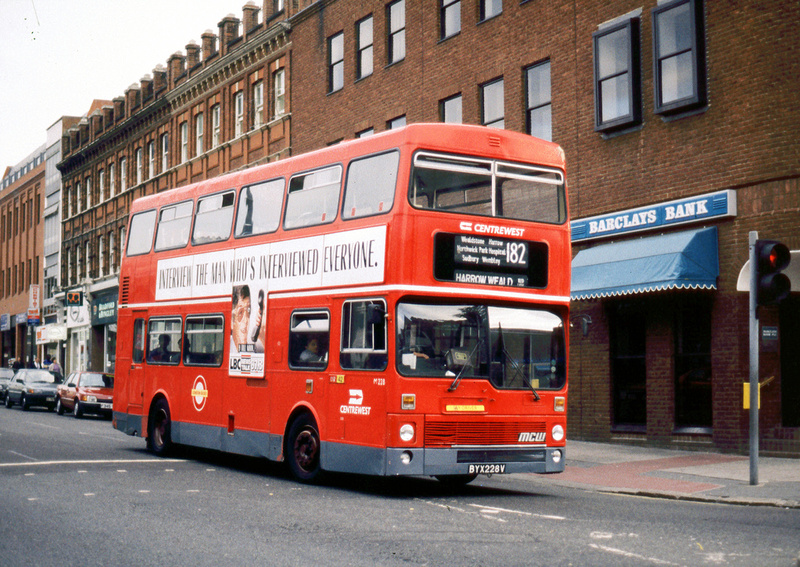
{"left": 571, "top": 227, "right": 719, "bottom": 300}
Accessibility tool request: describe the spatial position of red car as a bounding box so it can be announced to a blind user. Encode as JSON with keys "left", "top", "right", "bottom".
{"left": 56, "top": 371, "right": 114, "bottom": 418}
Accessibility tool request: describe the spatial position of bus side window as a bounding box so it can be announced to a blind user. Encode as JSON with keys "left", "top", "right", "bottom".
{"left": 289, "top": 311, "right": 330, "bottom": 369}
{"left": 147, "top": 317, "right": 182, "bottom": 365}
{"left": 132, "top": 318, "right": 146, "bottom": 364}
{"left": 283, "top": 165, "right": 342, "bottom": 230}
{"left": 154, "top": 201, "right": 194, "bottom": 251}
{"left": 234, "top": 179, "right": 285, "bottom": 238}
{"left": 340, "top": 299, "right": 388, "bottom": 371}
{"left": 192, "top": 191, "right": 235, "bottom": 245}
{"left": 342, "top": 151, "right": 399, "bottom": 220}
{"left": 126, "top": 210, "right": 157, "bottom": 256}
{"left": 184, "top": 315, "right": 224, "bottom": 366}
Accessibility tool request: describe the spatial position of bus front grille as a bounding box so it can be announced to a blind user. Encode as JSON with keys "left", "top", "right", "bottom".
{"left": 424, "top": 418, "right": 547, "bottom": 447}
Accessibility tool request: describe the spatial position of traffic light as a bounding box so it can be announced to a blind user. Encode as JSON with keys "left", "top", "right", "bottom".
{"left": 755, "top": 240, "right": 791, "bottom": 305}
{"left": 66, "top": 291, "right": 83, "bottom": 306}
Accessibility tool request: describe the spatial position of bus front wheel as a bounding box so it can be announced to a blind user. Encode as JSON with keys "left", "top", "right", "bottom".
{"left": 147, "top": 399, "right": 173, "bottom": 457}
{"left": 286, "top": 414, "right": 322, "bottom": 483}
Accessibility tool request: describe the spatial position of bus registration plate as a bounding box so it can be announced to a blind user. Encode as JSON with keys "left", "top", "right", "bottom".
{"left": 468, "top": 464, "right": 506, "bottom": 474}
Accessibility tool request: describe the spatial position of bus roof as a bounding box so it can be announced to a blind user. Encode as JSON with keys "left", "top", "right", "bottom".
{"left": 129, "top": 123, "right": 565, "bottom": 214}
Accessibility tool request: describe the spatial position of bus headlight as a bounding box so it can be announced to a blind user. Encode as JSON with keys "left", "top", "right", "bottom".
{"left": 399, "top": 424, "right": 415, "bottom": 442}
{"left": 551, "top": 424, "right": 564, "bottom": 442}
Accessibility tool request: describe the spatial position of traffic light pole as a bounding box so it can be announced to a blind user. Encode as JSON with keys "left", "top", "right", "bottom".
{"left": 748, "top": 231, "right": 759, "bottom": 485}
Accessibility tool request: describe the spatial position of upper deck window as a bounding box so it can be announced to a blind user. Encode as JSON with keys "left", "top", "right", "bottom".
{"left": 192, "top": 191, "right": 235, "bottom": 245}
{"left": 154, "top": 201, "right": 194, "bottom": 251}
{"left": 409, "top": 152, "right": 566, "bottom": 224}
{"left": 342, "top": 151, "right": 399, "bottom": 220}
{"left": 126, "top": 210, "right": 157, "bottom": 256}
{"left": 283, "top": 165, "right": 342, "bottom": 230}
{"left": 235, "top": 179, "right": 285, "bottom": 237}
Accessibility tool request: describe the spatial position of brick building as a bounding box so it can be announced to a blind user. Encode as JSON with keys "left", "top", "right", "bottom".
{"left": 0, "top": 147, "right": 46, "bottom": 368}
{"left": 56, "top": 1, "right": 294, "bottom": 373}
{"left": 287, "top": 0, "right": 800, "bottom": 455}
{"left": 52, "top": 0, "right": 798, "bottom": 454}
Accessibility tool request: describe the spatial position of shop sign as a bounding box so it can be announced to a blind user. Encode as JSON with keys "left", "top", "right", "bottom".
{"left": 571, "top": 190, "right": 736, "bottom": 242}
{"left": 15, "top": 312, "right": 28, "bottom": 326}
{"left": 36, "top": 325, "right": 67, "bottom": 345}
{"left": 92, "top": 292, "right": 118, "bottom": 325}
{"left": 66, "top": 303, "right": 90, "bottom": 329}
{"left": 0, "top": 314, "right": 9, "bottom": 332}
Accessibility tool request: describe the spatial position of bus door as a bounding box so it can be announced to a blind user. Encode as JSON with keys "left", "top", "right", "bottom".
{"left": 127, "top": 314, "right": 147, "bottom": 417}
{"left": 331, "top": 299, "right": 389, "bottom": 447}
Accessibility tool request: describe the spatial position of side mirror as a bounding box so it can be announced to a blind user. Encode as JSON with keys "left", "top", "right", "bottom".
{"left": 366, "top": 303, "right": 386, "bottom": 326}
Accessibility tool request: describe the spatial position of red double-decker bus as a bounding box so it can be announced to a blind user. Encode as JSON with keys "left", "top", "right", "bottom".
{"left": 113, "top": 123, "right": 570, "bottom": 484}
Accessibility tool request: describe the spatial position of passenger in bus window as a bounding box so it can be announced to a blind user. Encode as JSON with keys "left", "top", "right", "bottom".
{"left": 231, "top": 284, "right": 251, "bottom": 353}
{"left": 132, "top": 324, "right": 144, "bottom": 364}
{"left": 149, "top": 334, "right": 171, "bottom": 362}
{"left": 299, "top": 337, "right": 322, "bottom": 363}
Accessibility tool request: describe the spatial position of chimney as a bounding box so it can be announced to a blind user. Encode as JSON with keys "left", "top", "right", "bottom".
{"left": 78, "top": 119, "right": 89, "bottom": 148}
{"left": 168, "top": 51, "right": 186, "bottom": 88}
{"left": 125, "top": 83, "right": 141, "bottom": 114}
{"left": 218, "top": 14, "right": 240, "bottom": 55}
{"left": 153, "top": 64, "right": 167, "bottom": 93}
{"left": 113, "top": 97, "right": 125, "bottom": 123}
{"left": 90, "top": 109, "right": 103, "bottom": 139}
{"left": 201, "top": 29, "right": 217, "bottom": 60}
{"left": 186, "top": 41, "right": 201, "bottom": 69}
{"left": 62, "top": 132, "right": 71, "bottom": 156}
{"left": 243, "top": 1, "right": 260, "bottom": 36}
{"left": 103, "top": 105, "right": 114, "bottom": 128}
{"left": 140, "top": 74, "right": 153, "bottom": 101}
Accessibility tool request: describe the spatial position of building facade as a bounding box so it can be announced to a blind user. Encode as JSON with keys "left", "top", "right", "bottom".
{"left": 286, "top": 0, "right": 800, "bottom": 455}
{"left": 49, "top": 0, "right": 799, "bottom": 455}
{"left": 0, "top": 147, "right": 46, "bottom": 368}
{"left": 56, "top": 1, "right": 295, "bottom": 374}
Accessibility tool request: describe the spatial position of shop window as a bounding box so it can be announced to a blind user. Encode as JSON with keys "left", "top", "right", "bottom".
{"left": 593, "top": 16, "right": 641, "bottom": 133}
{"left": 674, "top": 300, "right": 712, "bottom": 429}
{"left": 652, "top": 0, "right": 706, "bottom": 116}
{"left": 611, "top": 303, "right": 646, "bottom": 428}
{"left": 341, "top": 299, "right": 388, "bottom": 370}
{"left": 780, "top": 297, "right": 800, "bottom": 427}
{"left": 289, "top": 311, "right": 330, "bottom": 369}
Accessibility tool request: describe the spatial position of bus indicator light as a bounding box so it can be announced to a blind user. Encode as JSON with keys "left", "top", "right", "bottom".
{"left": 401, "top": 394, "right": 415, "bottom": 410}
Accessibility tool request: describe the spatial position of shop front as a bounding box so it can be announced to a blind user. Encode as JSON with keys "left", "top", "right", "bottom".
{"left": 91, "top": 291, "right": 117, "bottom": 373}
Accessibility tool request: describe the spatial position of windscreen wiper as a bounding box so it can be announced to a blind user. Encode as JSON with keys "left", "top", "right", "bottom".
{"left": 447, "top": 342, "right": 480, "bottom": 392}
{"left": 503, "top": 346, "right": 540, "bottom": 401}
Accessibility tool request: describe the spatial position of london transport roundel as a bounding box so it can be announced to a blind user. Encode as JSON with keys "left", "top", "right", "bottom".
{"left": 192, "top": 375, "right": 208, "bottom": 412}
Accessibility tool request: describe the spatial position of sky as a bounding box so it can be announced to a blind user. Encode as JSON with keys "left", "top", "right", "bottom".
{"left": 0, "top": 0, "right": 247, "bottom": 171}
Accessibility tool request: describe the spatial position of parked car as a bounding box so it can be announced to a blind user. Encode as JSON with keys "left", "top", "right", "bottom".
{"left": 0, "top": 367, "right": 15, "bottom": 402}
{"left": 56, "top": 371, "right": 114, "bottom": 418}
{"left": 4, "top": 368, "right": 62, "bottom": 411}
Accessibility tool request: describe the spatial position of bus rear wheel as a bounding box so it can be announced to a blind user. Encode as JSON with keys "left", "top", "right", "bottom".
{"left": 286, "top": 414, "right": 322, "bottom": 483}
{"left": 147, "top": 399, "right": 173, "bottom": 457}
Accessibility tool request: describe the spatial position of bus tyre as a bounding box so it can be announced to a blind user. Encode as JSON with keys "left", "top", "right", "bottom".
{"left": 147, "top": 399, "right": 173, "bottom": 457}
{"left": 435, "top": 474, "right": 478, "bottom": 487}
{"left": 286, "top": 414, "right": 322, "bottom": 483}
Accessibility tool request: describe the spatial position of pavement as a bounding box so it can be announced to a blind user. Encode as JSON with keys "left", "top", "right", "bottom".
{"left": 529, "top": 440, "right": 800, "bottom": 508}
